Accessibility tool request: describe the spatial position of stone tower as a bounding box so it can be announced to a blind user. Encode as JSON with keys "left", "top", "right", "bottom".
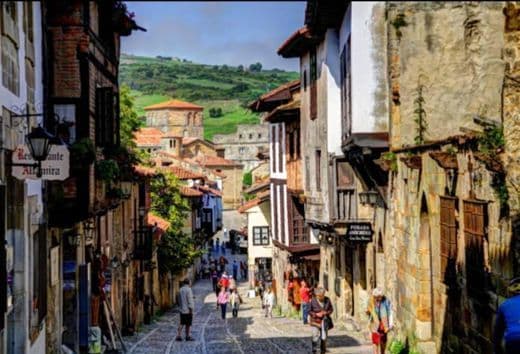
{"left": 144, "top": 99, "right": 204, "bottom": 138}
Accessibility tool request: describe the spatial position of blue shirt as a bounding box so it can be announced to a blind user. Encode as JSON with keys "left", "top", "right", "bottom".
{"left": 494, "top": 295, "right": 520, "bottom": 348}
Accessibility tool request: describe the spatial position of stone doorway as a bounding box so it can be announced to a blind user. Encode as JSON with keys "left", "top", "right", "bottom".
{"left": 416, "top": 194, "right": 433, "bottom": 340}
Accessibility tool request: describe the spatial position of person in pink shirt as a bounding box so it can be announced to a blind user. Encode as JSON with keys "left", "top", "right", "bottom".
{"left": 217, "top": 287, "right": 230, "bottom": 319}
{"left": 300, "top": 280, "right": 311, "bottom": 325}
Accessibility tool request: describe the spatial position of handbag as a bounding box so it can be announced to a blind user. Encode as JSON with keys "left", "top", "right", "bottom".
{"left": 324, "top": 315, "right": 334, "bottom": 330}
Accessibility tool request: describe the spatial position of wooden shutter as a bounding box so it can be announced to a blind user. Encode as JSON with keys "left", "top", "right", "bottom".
{"left": 440, "top": 196, "right": 457, "bottom": 283}
{"left": 463, "top": 200, "right": 487, "bottom": 295}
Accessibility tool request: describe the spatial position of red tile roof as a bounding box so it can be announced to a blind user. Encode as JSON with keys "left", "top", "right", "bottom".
{"left": 180, "top": 186, "right": 203, "bottom": 197}
{"left": 148, "top": 213, "right": 170, "bottom": 232}
{"left": 197, "top": 185, "right": 222, "bottom": 197}
{"left": 134, "top": 127, "right": 164, "bottom": 146}
{"left": 133, "top": 165, "right": 156, "bottom": 177}
{"left": 238, "top": 190, "right": 270, "bottom": 213}
{"left": 168, "top": 166, "right": 205, "bottom": 180}
{"left": 277, "top": 26, "right": 318, "bottom": 58}
{"left": 187, "top": 155, "right": 241, "bottom": 167}
{"left": 144, "top": 99, "right": 203, "bottom": 111}
{"left": 249, "top": 79, "right": 300, "bottom": 112}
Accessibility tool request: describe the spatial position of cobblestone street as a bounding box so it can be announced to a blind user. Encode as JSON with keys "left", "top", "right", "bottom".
{"left": 125, "top": 251, "right": 372, "bottom": 354}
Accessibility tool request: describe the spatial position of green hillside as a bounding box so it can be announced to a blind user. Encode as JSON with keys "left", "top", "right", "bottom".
{"left": 119, "top": 54, "right": 299, "bottom": 140}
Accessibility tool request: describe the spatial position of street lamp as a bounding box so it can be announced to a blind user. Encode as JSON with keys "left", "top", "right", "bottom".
{"left": 138, "top": 206, "right": 146, "bottom": 217}
{"left": 327, "top": 234, "right": 334, "bottom": 245}
{"left": 359, "top": 189, "right": 380, "bottom": 207}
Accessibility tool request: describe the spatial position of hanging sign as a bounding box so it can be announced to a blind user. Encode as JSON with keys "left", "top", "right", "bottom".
{"left": 345, "top": 222, "right": 373, "bottom": 242}
{"left": 12, "top": 144, "right": 70, "bottom": 180}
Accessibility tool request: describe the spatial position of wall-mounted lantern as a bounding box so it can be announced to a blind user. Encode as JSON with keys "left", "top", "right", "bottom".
{"left": 359, "top": 189, "right": 380, "bottom": 207}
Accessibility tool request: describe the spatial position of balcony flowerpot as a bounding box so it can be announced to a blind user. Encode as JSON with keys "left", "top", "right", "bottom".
{"left": 400, "top": 155, "right": 422, "bottom": 169}
{"left": 429, "top": 151, "right": 458, "bottom": 170}
{"left": 70, "top": 138, "right": 96, "bottom": 172}
{"left": 473, "top": 152, "right": 504, "bottom": 173}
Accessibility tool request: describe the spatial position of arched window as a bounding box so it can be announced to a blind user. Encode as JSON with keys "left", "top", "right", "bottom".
{"left": 187, "top": 112, "right": 192, "bottom": 125}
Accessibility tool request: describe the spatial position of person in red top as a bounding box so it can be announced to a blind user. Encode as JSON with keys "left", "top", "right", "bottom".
{"left": 220, "top": 272, "right": 230, "bottom": 290}
{"left": 300, "top": 280, "right": 311, "bottom": 325}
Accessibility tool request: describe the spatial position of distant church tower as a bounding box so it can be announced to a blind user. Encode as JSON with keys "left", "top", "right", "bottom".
{"left": 144, "top": 99, "right": 204, "bottom": 139}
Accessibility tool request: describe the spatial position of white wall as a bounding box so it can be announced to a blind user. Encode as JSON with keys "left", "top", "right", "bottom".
{"left": 324, "top": 29, "right": 342, "bottom": 156}
{"left": 339, "top": 2, "right": 381, "bottom": 134}
{"left": 247, "top": 202, "right": 273, "bottom": 263}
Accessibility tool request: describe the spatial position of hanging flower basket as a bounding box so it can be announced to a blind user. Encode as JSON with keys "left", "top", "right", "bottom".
{"left": 429, "top": 151, "right": 458, "bottom": 170}
{"left": 400, "top": 155, "right": 422, "bottom": 169}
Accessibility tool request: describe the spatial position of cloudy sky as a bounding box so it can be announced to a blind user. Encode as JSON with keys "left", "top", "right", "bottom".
{"left": 122, "top": 1, "right": 305, "bottom": 71}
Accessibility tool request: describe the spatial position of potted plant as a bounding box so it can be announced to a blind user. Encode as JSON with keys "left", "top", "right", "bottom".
{"left": 376, "top": 152, "right": 398, "bottom": 173}
{"left": 69, "top": 138, "right": 96, "bottom": 171}
{"left": 95, "top": 159, "right": 120, "bottom": 182}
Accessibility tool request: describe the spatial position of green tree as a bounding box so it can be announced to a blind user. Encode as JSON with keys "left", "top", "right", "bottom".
{"left": 151, "top": 171, "right": 203, "bottom": 275}
{"left": 243, "top": 171, "right": 253, "bottom": 187}
{"left": 249, "top": 62, "right": 262, "bottom": 72}
{"left": 119, "top": 84, "right": 143, "bottom": 148}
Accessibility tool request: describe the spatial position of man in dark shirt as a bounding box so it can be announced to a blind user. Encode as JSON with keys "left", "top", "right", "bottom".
{"left": 494, "top": 277, "right": 520, "bottom": 354}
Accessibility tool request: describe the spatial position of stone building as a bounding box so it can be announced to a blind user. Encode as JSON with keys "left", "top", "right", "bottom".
{"left": 144, "top": 99, "right": 204, "bottom": 138}
{"left": 0, "top": 2, "right": 46, "bottom": 353}
{"left": 213, "top": 123, "right": 269, "bottom": 171}
{"left": 382, "top": 2, "right": 520, "bottom": 353}
{"left": 44, "top": 1, "right": 143, "bottom": 352}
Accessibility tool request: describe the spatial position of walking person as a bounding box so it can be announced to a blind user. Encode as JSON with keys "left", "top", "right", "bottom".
{"left": 230, "top": 288, "right": 243, "bottom": 318}
{"left": 264, "top": 287, "right": 275, "bottom": 318}
{"left": 494, "top": 277, "right": 520, "bottom": 354}
{"left": 175, "top": 279, "right": 195, "bottom": 341}
{"left": 211, "top": 270, "right": 218, "bottom": 292}
{"left": 366, "top": 287, "right": 393, "bottom": 354}
{"left": 309, "top": 287, "right": 334, "bottom": 354}
{"left": 217, "top": 287, "right": 230, "bottom": 320}
{"left": 232, "top": 260, "right": 239, "bottom": 280}
{"left": 240, "top": 261, "right": 247, "bottom": 280}
{"left": 300, "top": 280, "right": 311, "bottom": 325}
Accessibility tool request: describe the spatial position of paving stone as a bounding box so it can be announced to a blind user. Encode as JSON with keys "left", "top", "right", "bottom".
{"left": 127, "top": 250, "right": 372, "bottom": 354}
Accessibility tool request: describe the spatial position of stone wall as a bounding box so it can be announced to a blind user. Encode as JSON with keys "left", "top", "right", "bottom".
{"left": 213, "top": 124, "right": 269, "bottom": 172}
{"left": 385, "top": 3, "right": 516, "bottom": 353}
{"left": 387, "top": 2, "right": 505, "bottom": 148}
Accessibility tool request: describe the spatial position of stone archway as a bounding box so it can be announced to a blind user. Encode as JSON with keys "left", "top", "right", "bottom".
{"left": 416, "top": 193, "right": 433, "bottom": 340}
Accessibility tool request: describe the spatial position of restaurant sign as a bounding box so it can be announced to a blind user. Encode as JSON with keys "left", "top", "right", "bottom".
{"left": 12, "top": 144, "right": 70, "bottom": 181}
{"left": 345, "top": 222, "right": 373, "bottom": 243}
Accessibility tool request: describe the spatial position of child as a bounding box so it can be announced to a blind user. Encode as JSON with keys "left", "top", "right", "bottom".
{"left": 230, "top": 288, "right": 243, "bottom": 318}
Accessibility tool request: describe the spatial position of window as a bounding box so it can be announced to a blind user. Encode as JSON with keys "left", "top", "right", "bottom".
{"left": 310, "top": 48, "right": 317, "bottom": 120}
{"left": 2, "top": 36, "right": 19, "bottom": 95}
{"left": 25, "top": 59, "right": 34, "bottom": 105}
{"left": 95, "top": 87, "right": 116, "bottom": 147}
{"left": 303, "top": 69, "right": 307, "bottom": 91}
{"left": 239, "top": 147, "right": 245, "bottom": 154}
{"left": 54, "top": 104, "right": 76, "bottom": 144}
{"left": 290, "top": 197, "right": 307, "bottom": 244}
{"left": 288, "top": 131, "right": 295, "bottom": 159}
{"left": 239, "top": 134, "right": 243, "bottom": 139}
{"left": 440, "top": 196, "right": 458, "bottom": 284}
{"left": 258, "top": 133, "right": 262, "bottom": 139}
{"left": 186, "top": 112, "right": 192, "bottom": 125}
{"left": 253, "top": 227, "right": 269, "bottom": 246}
{"left": 336, "top": 160, "right": 356, "bottom": 220}
{"left": 315, "top": 150, "right": 321, "bottom": 191}
{"left": 169, "top": 140, "right": 173, "bottom": 148}
{"left": 340, "top": 37, "right": 352, "bottom": 136}
{"left": 249, "top": 133, "right": 253, "bottom": 139}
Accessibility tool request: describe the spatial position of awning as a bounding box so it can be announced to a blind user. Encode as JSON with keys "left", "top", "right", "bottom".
{"left": 302, "top": 254, "right": 321, "bottom": 261}
{"left": 272, "top": 239, "right": 320, "bottom": 255}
